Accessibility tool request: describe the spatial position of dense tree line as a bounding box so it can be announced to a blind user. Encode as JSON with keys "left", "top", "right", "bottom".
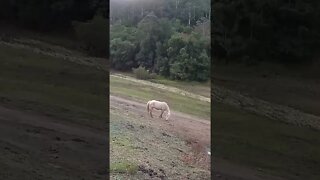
{"left": 110, "top": 0, "right": 210, "bottom": 27}
{"left": 0, "top": 0, "right": 106, "bottom": 31}
{"left": 213, "top": 0, "right": 320, "bottom": 64}
{"left": 110, "top": 0, "right": 211, "bottom": 81}
{"left": 0, "top": 0, "right": 107, "bottom": 57}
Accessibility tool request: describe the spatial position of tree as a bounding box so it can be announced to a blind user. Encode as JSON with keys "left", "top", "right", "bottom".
{"left": 136, "top": 11, "right": 162, "bottom": 71}
{"left": 109, "top": 0, "right": 211, "bottom": 82}
{"left": 110, "top": 24, "right": 142, "bottom": 70}
{"left": 212, "top": 0, "right": 320, "bottom": 64}
{"left": 110, "top": 38, "right": 136, "bottom": 70}
{"left": 166, "top": 32, "right": 210, "bottom": 81}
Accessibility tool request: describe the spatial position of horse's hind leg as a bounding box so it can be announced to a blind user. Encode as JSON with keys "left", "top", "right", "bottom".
{"left": 149, "top": 108, "right": 153, "bottom": 118}
{"left": 159, "top": 110, "right": 164, "bottom": 118}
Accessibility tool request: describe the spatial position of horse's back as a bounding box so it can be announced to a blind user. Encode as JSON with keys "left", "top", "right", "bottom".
{"left": 148, "top": 100, "right": 169, "bottom": 109}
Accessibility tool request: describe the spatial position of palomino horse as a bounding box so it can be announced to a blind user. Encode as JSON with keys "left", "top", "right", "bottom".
{"left": 147, "top": 100, "right": 171, "bottom": 120}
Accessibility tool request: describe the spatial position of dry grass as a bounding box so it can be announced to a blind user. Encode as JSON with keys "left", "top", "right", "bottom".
{"left": 180, "top": 138, "right": 211, "bottom": 171}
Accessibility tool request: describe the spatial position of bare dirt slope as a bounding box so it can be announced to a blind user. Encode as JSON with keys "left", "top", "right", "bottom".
{"left": 110, "top": 95, "right": 211, "bottom": 179}
{"left": 110, "top": 95, "right": 286, "bottom": 180}
{"left": 0, "top": 105, "right": 107, "bottom": 180}
{"left": 111, "top": 95, "right": 210, "bottom": 147}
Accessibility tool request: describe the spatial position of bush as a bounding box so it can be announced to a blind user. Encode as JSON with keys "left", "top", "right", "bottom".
{"left": 132, "top": 66, "right": 155, "bottom": 80}
{"left": 149, "top": 73, "right": 157, "bottom": 79}
{"left": 73, "top": 15, "right": 107, "bottom": 57}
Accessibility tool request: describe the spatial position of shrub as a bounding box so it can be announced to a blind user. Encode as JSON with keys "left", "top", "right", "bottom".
{"left": 149, "top": 73, "right": 157, "bottom": 79}
{"left": 132, "top": 66, "right": 154, "bottom": 80}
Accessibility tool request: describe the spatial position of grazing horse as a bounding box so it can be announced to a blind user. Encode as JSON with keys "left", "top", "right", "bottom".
{"left": 147, "top": 100, "right": 171, "bottom": 120}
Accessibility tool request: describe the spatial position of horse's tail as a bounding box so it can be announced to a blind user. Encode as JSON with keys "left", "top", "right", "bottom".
{"left": 165, "top": 103, "right": 171, "bottom": 120}
{"left": 167, "top": 110, "right": 171, "bottom": 120}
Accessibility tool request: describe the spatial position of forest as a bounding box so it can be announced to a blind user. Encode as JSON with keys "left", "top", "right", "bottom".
{"left": 213, "top": 0, "right": 320, "bottom": 65}
{"left": 0, "top": 0, "right": 107, "bottom": 57}
{"left": 110, "top": 0, "right": 211, "bottom": 82}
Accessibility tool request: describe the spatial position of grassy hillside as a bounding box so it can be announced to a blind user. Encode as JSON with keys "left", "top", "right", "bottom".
{"left": 213, "top": 102, "right": 320, "bottom": 179}
{"left": 110, "top": 71, "right": 210, "bottom": 98}
{"left": 149, "top": 78, "right": 210, "bottom": 98}
{"left": 0, "top": 44, "right": 107, "bottom": 128}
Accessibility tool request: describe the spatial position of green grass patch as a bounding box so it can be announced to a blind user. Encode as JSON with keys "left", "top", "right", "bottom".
{"left": 150, "top": 76, "right": 210, "bottom": 98}
{"left": 213, "top": 103, "right": 320, "bottom": 180}
{"left": 0, "top": 45, "right": 107, "bottom": 127}
{"left": 110, "top": 161, "right": 139, "bottom": 174}
{"left": 110, "top": 76, "right": 210, "bottom": 120}
{"left": 111, "top": 71, "right": 210, "bottom": 98}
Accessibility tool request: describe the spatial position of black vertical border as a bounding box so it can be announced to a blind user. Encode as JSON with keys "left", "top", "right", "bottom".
{"left": 210, "top": 0, "right": 214, "bottom": 177}
{"left": 105, "top": 0, "right": 111, "bottom": 179}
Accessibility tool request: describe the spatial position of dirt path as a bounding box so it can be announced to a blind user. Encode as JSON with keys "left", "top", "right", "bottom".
{"left": 0, "top": 105, "right": 107, "bottom": 180}
{"left": 112, "top": 73, "right": 320, "bottom": 130}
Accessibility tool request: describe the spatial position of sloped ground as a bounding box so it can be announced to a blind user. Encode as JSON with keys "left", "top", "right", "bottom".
{"left": 213, "top": 63, "right": 320, "bottom": 118}
{"left": 212, "top": 85, "right": 320, "bottom": 130}
{"left": 0, "top": 37, "right": 107, "bottom": 70}
{"left": 0, "top": 106, "right": 107, "bottom": 179}
{"left": 0, "top": 38, "right": 108, "bottom": 179}
{"left": 110, "top": 96, "right": 211, "bottom": 179}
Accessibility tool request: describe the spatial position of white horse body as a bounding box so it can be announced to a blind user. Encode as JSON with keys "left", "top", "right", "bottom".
{"left": 147, "top": 100, "right": 171, "bottom": 120}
